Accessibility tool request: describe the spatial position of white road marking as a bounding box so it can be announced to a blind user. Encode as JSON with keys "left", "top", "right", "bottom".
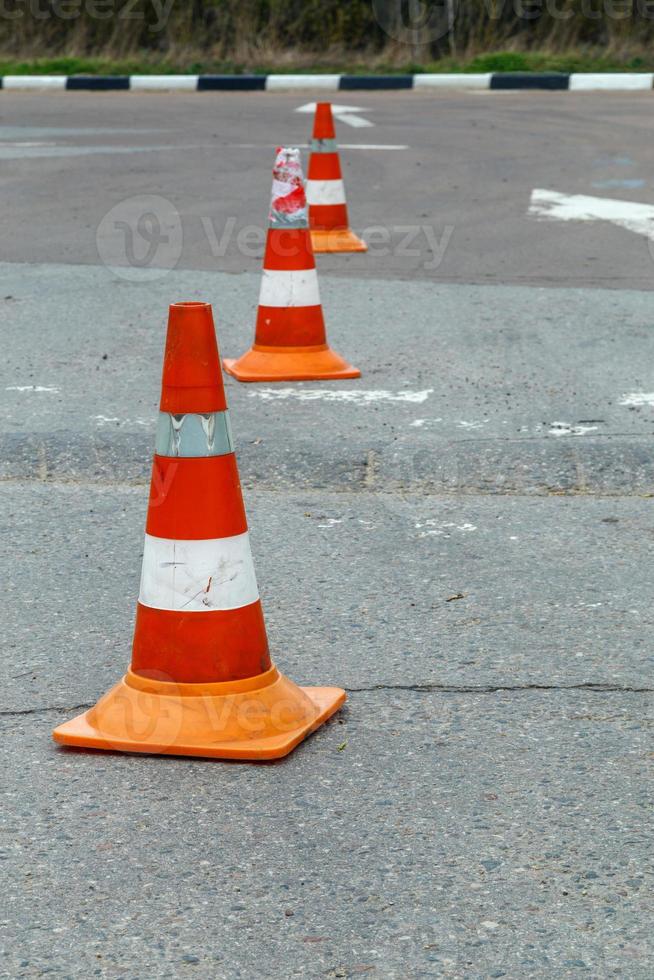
{"left": 529, "top": 188, "right": 654, "bottom": 239}
{"left": 249, "top": 388, "right": 433, "bottom": 404}
{"left": 415, "top": 520, "right": 478, "bottom": 538}
{"left": 232, "top": 143, "right": 406, "bottom": 150}
{"left": 336, "top": 114, "right": 374, "bottom": 129}
{"left": 295, "top": 102, "right": 367, "bottom": 114}
{"left": 619, "top": 392, "right": 654, "bottom": 406}
{"left": 295, "top": 102, "right": 374, "bottom": 128}
{"left": 410, "top": 418, "right": 443, "bottom": 428}
{"left": 6, "top": 385, "right": 59, "bottom": 393}
{"left": 548, "top": 422, "right": 599, "bottom": 437}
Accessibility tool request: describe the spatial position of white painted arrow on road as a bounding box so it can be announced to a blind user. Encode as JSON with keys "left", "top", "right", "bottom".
{"left": 529, "top": 188, "right": 654, "bottom": 239}
{"left": 295, "top": 102, "right": 374, "bottom": 128}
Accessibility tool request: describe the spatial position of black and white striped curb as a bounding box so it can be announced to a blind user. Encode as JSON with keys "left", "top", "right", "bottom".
{"left": 1, "top": 73, "right": 653, "bottom": 92}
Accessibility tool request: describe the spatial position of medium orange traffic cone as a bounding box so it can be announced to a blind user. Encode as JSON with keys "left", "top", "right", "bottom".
{"left": 53, "top": 301, "right": 346, "bottom": 760}
{"left": 223, "top": 147, "right": 360, "bottom": 382}
{"left": 308, "top": 102, "right": 367, "bottom": 254}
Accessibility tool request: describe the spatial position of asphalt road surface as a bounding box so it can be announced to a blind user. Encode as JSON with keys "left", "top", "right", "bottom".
{"left": 1, "top": 91, "right": 653, "bottom": 979}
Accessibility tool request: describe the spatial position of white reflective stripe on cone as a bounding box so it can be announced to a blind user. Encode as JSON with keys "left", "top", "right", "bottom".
{"left": 139, "top": 532, "right": 259, "bottom": 612}
{"left": 258, "top": 268, "right": 321, "bottom": 308}
{"left": 305, "top": 179, "right": 347, "bottom": 206}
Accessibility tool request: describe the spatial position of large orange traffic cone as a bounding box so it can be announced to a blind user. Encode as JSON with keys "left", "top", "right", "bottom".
{"left": 223, "top": 147, "right": 360, "bottom": 382}
{"left": 53, "top": 301, "right": 346, "bottom": 760}
{"left": 308, "top": 103, "right": 367, "bottom": 254}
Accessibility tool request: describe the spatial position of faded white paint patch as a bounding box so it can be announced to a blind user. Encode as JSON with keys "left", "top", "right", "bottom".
{"left": 529, "top": 188, "right": 654, "bottom": 239}
{"left": 6, "top": 384, "right": 60, "bottom": 393}
{"left": 139, "top": 532, "right": 259, "bottom": 612}
{"left": 250, "top": 387, "right": 434, "bottom": 404}
{"left": 456, "top": 420, "right": 489, "bottom": 430}
{"left": 415, "top": 520, "right": 477, "bottom": 538}
{"left": 410, "top": 417, "right": 443, "bottom": 428}
{"left": 619, "top": 392, "right": 654, "bottom": 406}
{"left": 317, "top": 518, "right": 342, "bottom": 529}
{"left": 548, "top": 421, "right": 599, "bottom": 437}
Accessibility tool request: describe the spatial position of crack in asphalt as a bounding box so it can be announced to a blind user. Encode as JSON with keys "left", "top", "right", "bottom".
{"left": 345, "top": 683, "right": 653, "bottom": 694}
{"left": 1, "top": 703, "right": 94, "bottom": 717}
{"left": 2, "top": 683, "right": 652, "bottom": 718}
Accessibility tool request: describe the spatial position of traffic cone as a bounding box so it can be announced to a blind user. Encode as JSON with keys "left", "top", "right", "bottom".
{"left": 307, "top": 102, "right": 367, "bottom": 254}
{"left": 53, "top": 301, "right": 346, "bottom": 760}
{"left": 223, "top": 147, "right": 360, "bottom": 382}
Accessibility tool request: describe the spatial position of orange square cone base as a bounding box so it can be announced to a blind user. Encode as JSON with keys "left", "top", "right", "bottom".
{"left": 223, "top": 344, "right": 360, "bottom": 383}
{"left": 52, "top": 666, "right": 346, "bottom": 761}
{"left": 310, "top": 229, "right": 368, "bottom": 254}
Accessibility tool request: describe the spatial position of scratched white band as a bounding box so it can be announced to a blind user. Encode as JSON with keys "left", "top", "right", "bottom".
{"left": 258, "top": 268, "right": 321, "bottom": 308}
{"left": 305, "top": 179, "right": 346, "bottom": 206}
{"left": 139, "top": 532, "right": 259, "bottom": 612}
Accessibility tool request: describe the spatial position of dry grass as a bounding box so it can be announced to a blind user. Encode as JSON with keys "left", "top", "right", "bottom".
{"left": 0, "top": 0, "right": 653, "bottom": 73}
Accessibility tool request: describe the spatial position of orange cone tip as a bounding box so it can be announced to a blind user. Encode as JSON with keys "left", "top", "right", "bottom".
{"left": 53, "top": 301, "right": 346, "bottom": 760}
{"left": 223, "top": 147, "right": 360, "bottom": 382}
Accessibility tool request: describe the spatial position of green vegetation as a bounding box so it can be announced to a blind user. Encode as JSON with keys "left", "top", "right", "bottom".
{"left": 1, "top": 0, "right": 653, "bottom": 74}
{"left": 1, "top": 51, "right": 654, "bottom": 76}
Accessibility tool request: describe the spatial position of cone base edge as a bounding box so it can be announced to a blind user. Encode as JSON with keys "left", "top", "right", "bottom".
{"left": 223, "top": 353, "right": 360, "bottom": 383}
{"left": 310, "top": 229, "right": 368, "bottom": 254}
{"left": 52, "top": 681, "right": 346, "bottom": 761}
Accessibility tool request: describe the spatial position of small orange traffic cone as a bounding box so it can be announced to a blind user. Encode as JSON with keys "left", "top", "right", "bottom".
{"left": 308, "top": 103, "right": 367, "bottom": 254}
{"left": 223, "top": 147, "right": 360, "bottom": 382}
{"left": 53, "top": 301, "right": 346, "bottom": 760}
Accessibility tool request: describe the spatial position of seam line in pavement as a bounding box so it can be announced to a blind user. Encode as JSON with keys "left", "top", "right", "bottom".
{"left": 1, "top": 477, "right": 653, "bottom": 499}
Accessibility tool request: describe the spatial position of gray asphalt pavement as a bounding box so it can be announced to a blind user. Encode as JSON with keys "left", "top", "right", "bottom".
{"left": 1, "top": 90, "right": 654, "bottom": 287}
{"left": 1, "top": 91, "right": 653, "bottom": 979}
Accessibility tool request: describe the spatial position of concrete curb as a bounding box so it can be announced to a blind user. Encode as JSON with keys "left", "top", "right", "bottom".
{"left": 1, "top": 73, "right": 653, "bottom": 92}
